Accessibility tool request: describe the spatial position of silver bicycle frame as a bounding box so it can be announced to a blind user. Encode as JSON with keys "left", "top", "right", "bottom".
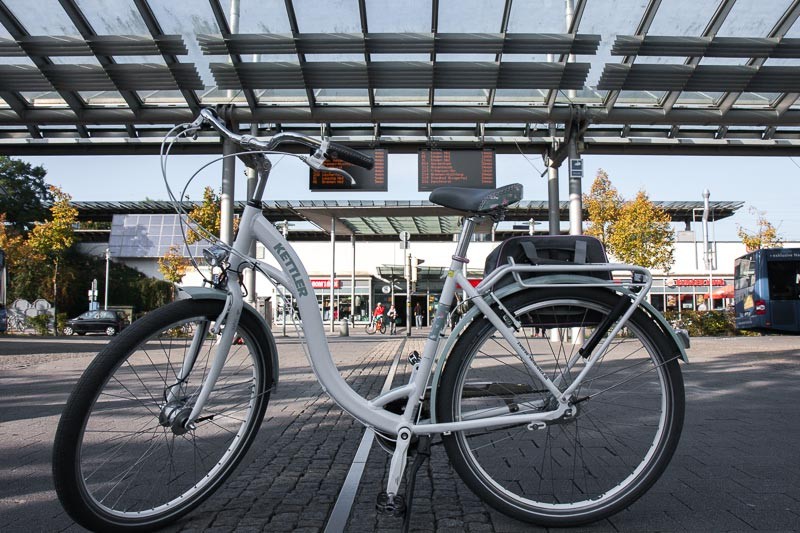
{"left": 185, "top": 204, "right": 655, "bottom": 438}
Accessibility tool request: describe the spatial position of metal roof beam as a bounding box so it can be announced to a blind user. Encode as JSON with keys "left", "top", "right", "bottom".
{"left": 773, "top": 91, "right": 800, "bottom": 116}
{"left": 58, "top": 0, "right": 143, "bottom": 116}
{"left": 283, "top": 0, "right": 318, "bottom": 112}
{"left": 545, "top": 0, "right": 586, "bottom": 114}
{"left": 427, "top": 0, "right": 439, "bottom": 117}
{"left": 0, "top": 2, "right": 87, "bottom": 123}
{"left": 356, "top": 0, "right": 375, "bottom": 109}
{"left": 132, "top": 0, "right": 201, "bottom": 114}
{"left": 605, "top": 0, "right": 662, "bottom": 111}
{"left": 718, "top": 0, "right": 800, "bottom": 116}
{"left": 207, "top": 0, "right": 258, "bottom": 114}
{"left": 661, "top": 0, "right": 736, "bottom": 112}
{"left": 0, "top": 90, "right": 40, "bottom": 137}
{"left": 486, "top": 0, "right": 514, "bottom": 114}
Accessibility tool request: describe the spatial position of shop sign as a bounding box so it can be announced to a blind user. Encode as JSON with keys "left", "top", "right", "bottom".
{"left": 311, "top": 279, "right": 342, "bottom": 289}
{"left": 665, "top": 277, "right": 725, "bottom": 288}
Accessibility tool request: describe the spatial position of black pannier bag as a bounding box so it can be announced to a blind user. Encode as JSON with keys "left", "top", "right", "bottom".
{"left": 483, "top": 235, "right": 610, "bottom": 288}
{"left": 482, "top": 235, "right": 612, "bottom": 329}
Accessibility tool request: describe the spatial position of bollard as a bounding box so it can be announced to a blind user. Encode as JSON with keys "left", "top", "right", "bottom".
{"left": 339, "top": 318, "right": 349, "bottom": 337}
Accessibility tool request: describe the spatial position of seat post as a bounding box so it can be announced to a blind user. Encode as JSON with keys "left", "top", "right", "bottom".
{"left": 454, "top": 217, "right": 477, "bottom": 261}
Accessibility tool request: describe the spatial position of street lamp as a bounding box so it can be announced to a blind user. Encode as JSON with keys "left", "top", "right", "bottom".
{"left": 104, "top": 248, "right": 110, "bottom": 310}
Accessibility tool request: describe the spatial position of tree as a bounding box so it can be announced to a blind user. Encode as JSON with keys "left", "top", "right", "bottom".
{"left": 26, "top": 187, "right": 78, "bottom": 334}
{"left": 737, "top": 207, "right": 783, "bottom": 252}
{"left": 158, "top": 244, "right": 190, "bottom": 299}
{"left": 186, "top": 186, "right": 238, "bottom": 244}
{"left": 583, "top": 169, "right": 622, "bottom": 247}
{"left": 606, "top": 190, "right": 675, "bottom": 272}
{"left": 0, "top": 156, "right": 53, "bottom": 232}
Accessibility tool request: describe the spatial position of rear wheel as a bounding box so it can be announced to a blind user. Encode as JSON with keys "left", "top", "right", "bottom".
{"left": 53, "top": 299, "right": 274, "bottom": 532}
{"left": 104, "top": 326, "right": 116, "bottom": 336}
{"left": 436, "top": 288, "right": 684, "bottom": 527}
{"left": 63, "top": 326, "right": 74, "bottom": 336}
{"left": 378, "top": 320, "right": 387, "bottom": 334}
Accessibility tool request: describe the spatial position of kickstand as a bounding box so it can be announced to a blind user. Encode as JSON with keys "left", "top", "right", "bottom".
{"left": 401, "top": 435, "right": 432, "bottom": 533}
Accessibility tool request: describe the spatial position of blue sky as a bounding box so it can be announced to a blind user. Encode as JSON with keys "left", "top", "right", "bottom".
{"left": 20, "top": 151, "right": 797, "bottom": 242}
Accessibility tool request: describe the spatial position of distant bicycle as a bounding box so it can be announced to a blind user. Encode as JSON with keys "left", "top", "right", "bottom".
{"left": 365, "top": 314, "right": 387, "bottom": 335}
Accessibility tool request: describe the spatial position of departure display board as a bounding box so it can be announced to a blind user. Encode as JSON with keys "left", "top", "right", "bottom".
{"left": 309, "top": 149, "right": 387, "bottom": 191}
{"left": 418, "top": 149, "right": 496, "bottom": 191}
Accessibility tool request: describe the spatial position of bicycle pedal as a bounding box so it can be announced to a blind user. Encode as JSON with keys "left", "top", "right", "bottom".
{"left": 375, "top": 492, "right": 406, "bottom": 517}
{"left": 408, "top": 350, "right": 420, "bottom": 365}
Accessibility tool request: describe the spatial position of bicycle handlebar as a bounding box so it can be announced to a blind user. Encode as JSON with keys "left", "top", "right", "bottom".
{"left": 186, "top": 108, "right": 375, "bottom": 170}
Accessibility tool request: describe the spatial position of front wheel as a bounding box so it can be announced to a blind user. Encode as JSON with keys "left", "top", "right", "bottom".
{"left": 104, "top": 326, "right": 116, "bottom": 336}
{"left": 365, "top": 322, "right": 376, "bottom": 335}
{"left": 53, "top": 299, "right": 274, "bottom": 532}
{"left": 436, "top": 288, "right": 684, "bottom": 527}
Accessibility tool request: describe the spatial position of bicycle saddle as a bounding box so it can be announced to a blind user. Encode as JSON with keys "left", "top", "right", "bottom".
{"left": 429, "top": 183, "right": 523, "bottom": 214}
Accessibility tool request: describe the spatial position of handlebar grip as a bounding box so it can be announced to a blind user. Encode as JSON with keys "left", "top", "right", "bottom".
{"left": 326, "top": 142, "right": 375, "bottom": 170}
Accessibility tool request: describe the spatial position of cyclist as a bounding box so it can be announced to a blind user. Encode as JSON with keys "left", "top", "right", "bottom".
{"left": 373, "top": 302, "right": 385, "bottom": 330}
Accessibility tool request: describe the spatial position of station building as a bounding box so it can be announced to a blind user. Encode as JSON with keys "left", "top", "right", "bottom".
{"left": 72, "top": 198, "right": 774, "bottom": 326}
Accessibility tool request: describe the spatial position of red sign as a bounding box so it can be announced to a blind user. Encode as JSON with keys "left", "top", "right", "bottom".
{"left": 666, "top": 278, "right": 725, "bottom": 287}
{"left": 311, "top": 279, "right": 342, "bottom": 289}
{"left": 456, "top": 279, "right": 482, "bottom": 289}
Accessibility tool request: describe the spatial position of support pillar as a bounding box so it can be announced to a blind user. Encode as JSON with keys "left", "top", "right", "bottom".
{"left": 220, "top": 137, "right": 236, "bottom": 245}
{"left": 351, "top": 234, "right": 356, "bottom": 325}
{"left": 568, "top": 134, "right": 582, "bottom": 236}
{"left": 547, "top": 151, "right": 560, "bottom": 236}
{"left": 330, "top": 217, "right": 336, "bottom": 333}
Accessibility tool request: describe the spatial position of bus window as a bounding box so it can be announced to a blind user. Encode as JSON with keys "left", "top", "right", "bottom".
{"left": 766, "top": 260, "right": 800, "bottom": 301}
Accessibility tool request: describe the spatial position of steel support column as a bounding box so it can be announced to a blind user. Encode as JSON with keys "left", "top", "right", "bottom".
{"left": 244, "top": 122, "right": 257, "bottom": 305}
{"left": 547, "top": 142, "right": 561, "bottom": 236}
{"left": 568, "top": 135, "right": 582, "bottom": 236}
{"left": 330, "top": 217, "right": 336, "bottom": 333}
{"left": 351, "top": 234, "right": 356, "bottom": 325}
{"left": 220, "top": 137, "right": 236, "bottom": 245}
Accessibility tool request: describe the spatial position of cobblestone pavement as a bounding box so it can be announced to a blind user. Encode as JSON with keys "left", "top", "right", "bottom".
{"left": 1, "top": 333, "right": 799, "bottom": 532}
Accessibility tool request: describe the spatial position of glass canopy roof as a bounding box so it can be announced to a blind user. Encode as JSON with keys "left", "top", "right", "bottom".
{"left": 0, "top": 0, "right": 799, "bottom": 151}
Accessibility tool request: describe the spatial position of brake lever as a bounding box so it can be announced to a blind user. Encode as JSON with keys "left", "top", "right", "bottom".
{"left": 301, "top": 155, "right": 357, "bottom": 185}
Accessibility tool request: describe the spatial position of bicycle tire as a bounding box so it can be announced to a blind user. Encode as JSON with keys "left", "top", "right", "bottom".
{"left": 365, "top": 323, "right": 376, "bottom": 335}
{"left": 53, "top": 298, "right": 274, "bottom": 532}
{"left": 436, "top": 288, "right": 684, "bottom": 527}
{"left": 379, "top": 321, "right": 387, "bottom": 334}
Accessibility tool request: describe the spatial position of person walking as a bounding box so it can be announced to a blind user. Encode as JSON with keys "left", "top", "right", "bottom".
{"left": 414, "top": 302, "right": 423, "bottom": 329}
{"left": 387, "top": 304, "right": 398, "bottom": 334}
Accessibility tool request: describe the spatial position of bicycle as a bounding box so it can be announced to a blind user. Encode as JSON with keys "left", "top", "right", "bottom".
{"left": 365, "top": 314, "right": 387, "bottom": 335}
{"left": 53, "top": 108, "right": 687, "bottom": 531}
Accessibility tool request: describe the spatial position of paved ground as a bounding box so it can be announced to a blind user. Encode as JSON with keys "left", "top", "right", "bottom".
{"left": 1, "top": 332, "right": 799, "bottom": 532}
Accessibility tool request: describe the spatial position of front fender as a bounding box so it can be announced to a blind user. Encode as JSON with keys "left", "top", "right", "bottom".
{"left": 177, "top": 286, "right": 279, "bottom": 388}
{"left": 429, "top": 278, "right": 688, "bottom": 423}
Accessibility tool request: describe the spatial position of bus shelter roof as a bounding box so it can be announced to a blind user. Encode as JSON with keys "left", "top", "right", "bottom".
{"left": 1, "top": 1, "right": 800, "bottom": 155}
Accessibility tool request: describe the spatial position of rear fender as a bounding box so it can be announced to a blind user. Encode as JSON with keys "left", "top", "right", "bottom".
{"left": 177, "top": 286, "right": 279, "bottom": 388}
{"left": 429, "top": 277, "right": 688, "bottom": 423}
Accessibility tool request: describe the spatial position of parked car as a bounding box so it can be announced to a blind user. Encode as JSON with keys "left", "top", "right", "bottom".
{"left": 63, "top": 310, "right": 128, "bottom": 336}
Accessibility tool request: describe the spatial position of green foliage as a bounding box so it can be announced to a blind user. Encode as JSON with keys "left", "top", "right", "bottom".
{"left": 27, "top": 187, "right": 77, "bottom": 258}
{"left": 737, "top": 206, "right": 783, "bottom": 252}
{"left": 608, "top": 191, "right": 674, "bottom": 272}
{"left": 158, "top": 244, "right": 190, "bottom": 284}
{"left": 56, "top": 312, "right": 68, "bottom": 334}
{"left": 583, "top": 169, "right": 622, "bottom": 248}
{"left": 28, "top": 314, "right": 51, "bottom": 336}
{"left": 584, "top": 172, "right": 674, "bottom": 272}
{"left": 665, "top": 310, "right": 741, "bottom": 337}
{"left": 186, "top": 186, "right": 238, "bottom": 244}
{"left": 0, "top": 156, "right": 53, "bottom": 232}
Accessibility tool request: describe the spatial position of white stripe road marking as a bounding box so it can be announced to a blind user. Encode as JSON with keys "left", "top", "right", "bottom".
{"left": 323, "top": 340, "right": 406, "bottom": 533}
